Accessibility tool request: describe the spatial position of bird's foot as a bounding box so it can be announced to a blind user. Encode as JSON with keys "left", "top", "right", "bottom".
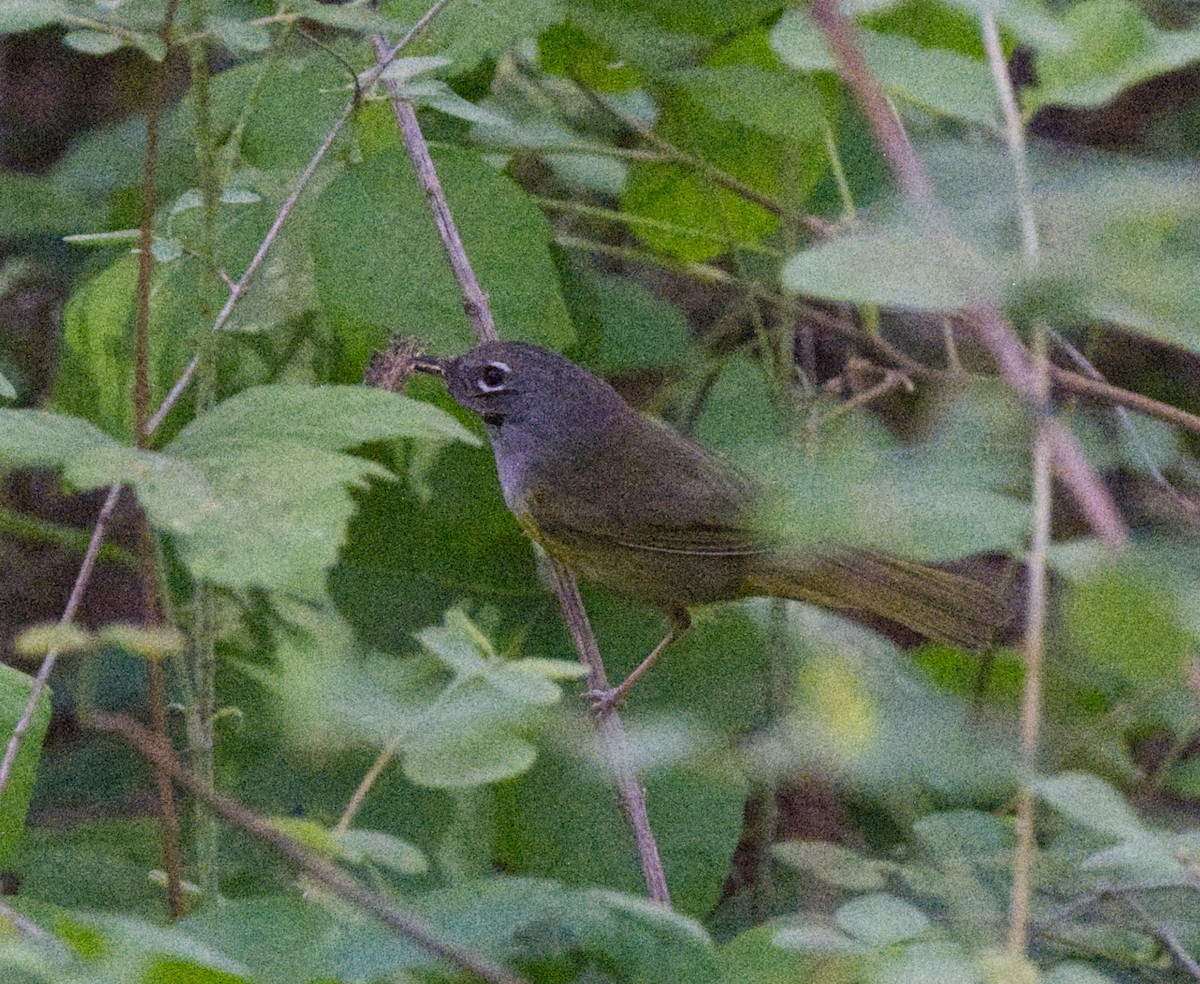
{"left": 584, "top": 685, "right": 625, "bottom": 716}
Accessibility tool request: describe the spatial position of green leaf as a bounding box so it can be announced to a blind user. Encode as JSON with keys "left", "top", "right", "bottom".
{"left": 332, "top": 829, "right": 428, "bottom": 875}
{"left": 53, "top": 254, "right": 201, "bottom": 442}
{"left": 0, "top": 664, "right": 50, "bottom": 868}
{"left": 62, "top": 29, "right": 123, "bottom": 55}
{"left": 772, "top": 841, "right": 887, "bottom": 891}
{"left": 912, "top": 810, "right": 1014, "bottom": 857}
{"left": 206, "top": 15, "right": 271, "bottom": 52}
{"left": 782, "top": 220, "right": 997, "bottom": 311}
{"left": 312, "top": 149, "right": 574, "bottom": 358}
{"left": 161, "top": 386, "right": 480, "bottom": 595}
{"left": 182, "top": 896, "right": 427, "bottom": 984}
{"left": 623, "top": 163, "right": 777, "bottom": 262}
{"left": 169, "top": 442, "right": 390, "bottom": 597}
{"left": 169, "top": 384, "right": 478, "bottom": 455}
{"left": 1065, "top": 560, "right": 1193, "bottom": 684}
{"left": 539, "top": 20, "right": 641, "bottom": 91}
{"left": 1033, "top": 772, "right": 1149, "bottom": 841}
{"left": 0, "top": 0, "right": 65, "bottom": 33}
{"left": 1042, "top": 962, "right": 1121, "bottom": 984}
{"left": 0, "top": 410, "right": 214, "bottom": 536}
{"left": 834, "top": 893, "right": 930, "bottom": 947}
{"left": 495, "top": 744, "right": 750, "bottom": 917}
{"left": 1030, "top": 0, "right": 1200, "bottom": 111}
{"left": 773, "top": 923, "right": 863, "bottom": 954}
{"left": 875, "top": 941, "right": 983, "bottom": 984}
{"left": 771, "top": 10, "right": 998, "bottom": 127}
{"left": 381, "top": 0, "right": 563, "bottom": 74}
{"left": 403, "top": 712, "right": 538, "bottom": 788}
{"left": 669, "top": 65, "right": 824, "bottom": 142}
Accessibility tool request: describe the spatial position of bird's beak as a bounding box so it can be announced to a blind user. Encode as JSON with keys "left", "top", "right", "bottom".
{"left": 411, "top": 354, "right": 446, "bottom": 377}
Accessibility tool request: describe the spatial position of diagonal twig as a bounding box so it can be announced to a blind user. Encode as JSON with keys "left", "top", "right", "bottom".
{"left": 808, "top": 0, "right": 1127, "bottom": 549}
{"left": 372, "top": 31, "right": 671, "bottom": 904}
{"left": 0, "top": 0, "right": 453, "bottom": 807}
{"left": 92, "top": 712, "right": 530, "bottom": 984}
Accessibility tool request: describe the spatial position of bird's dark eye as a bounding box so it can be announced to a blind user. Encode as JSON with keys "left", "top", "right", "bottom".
{"left": 477, "top": 362, "right": 509, "bottom": 392}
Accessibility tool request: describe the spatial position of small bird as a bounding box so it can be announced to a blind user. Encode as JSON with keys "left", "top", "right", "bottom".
{"left": 415, "top": 341, "right": 1010, "bottom": 710}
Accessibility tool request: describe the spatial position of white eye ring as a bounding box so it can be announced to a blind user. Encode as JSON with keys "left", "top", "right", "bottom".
{"left": 477, "top": 361, "right": 510, "bottom": 392}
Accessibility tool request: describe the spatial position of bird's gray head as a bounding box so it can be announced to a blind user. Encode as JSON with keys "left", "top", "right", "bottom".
{"left": 416, "top": 341, "right": 627, "bottom": 439}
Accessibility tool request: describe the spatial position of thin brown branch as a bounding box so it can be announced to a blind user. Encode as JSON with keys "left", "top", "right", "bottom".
{"left": 807, "top": 0, "right": 1128, "bottom": 549}
{"left": 372, "top": 33, "right": 497, "bottom": 342}
{"left": 1051, "top": 364, "right": 1200, "bottom": 438}
{"left": 131, "top": 0, "right": 184, "bottom": 920}
{"left": 1126, "top": 897, "right": 1200, "bottom": 981}
{"left": 809, "top": 0, "right": 934, "bottom": 205}
{"left": 372, "top": 36, "right": 670, "bottom": 903}
{"left": 91, "top": 712, "right": 530, "bottom": 984}
{"left": 544, "top": 558, "right": 671, "bottom": 905}
{"left": 146, "top": 0, "right": 451, "bottom": 435}
{"left": 336, "top": 737, "right": 400, "bottom": 833}
{"left": 0, "top": 484, "right": 122, "bottom": 794}
{"left": 1008, "top": 329, "right": 1052, "bottom": 956}
{"left": 564, "top": 71, "right": 833, "bottom": 240}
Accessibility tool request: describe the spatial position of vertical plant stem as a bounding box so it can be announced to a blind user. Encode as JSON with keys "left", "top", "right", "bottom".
{"left": 982, "top": 11, "right": 1047, "bottom": 957}
{"left": 1009, "top": 327, "right": 1051, "bottom": 956}
{"left": 544, "top": 558, "right": 671, "bottom": 904}
{"left": 185, "top": 0, "right": 223, "bottom": 906}
{"left": 132, "top": 0, "right": 185, "bottom": 919}
{"left": 370, "top": 24, "right": 671, "bottom": 903}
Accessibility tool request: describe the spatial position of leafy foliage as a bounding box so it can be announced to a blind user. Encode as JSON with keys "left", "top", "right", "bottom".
{"left": 2, "top": 0, "right": 1200, "bottom": 982}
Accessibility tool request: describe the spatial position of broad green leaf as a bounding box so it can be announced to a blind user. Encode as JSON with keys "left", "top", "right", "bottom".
{"left": 382, "top": 0, "right": 563, "bottom": 73}
{"left": 312, "top": 149, "right": 574, "bottom": 358}
{"left": 835, "top": 893, "right": 930, "bottom": 946}
{"left": 1043, "top": 962, "right": 1121, "bottom": 984}
{"left": 182, "top": 896, "right": 426, "bottom": 984}
{"left": 772, "top": 841, "right": 887, "bottom": 891}
{"left": 782, "top": 221, "right": 997, "bottom": 311}
{"left": 168, "top": 384, "right": 478, "bottom": 455}
{"left": 0, "top": 664, "right": 50, "bottom": 868}
{"left": 1033, "top": 772, "right": 1149, "bottom": 841}
{"left": 0, "top": 410, "right": 214, "bottom": 535}
{"left": 12, "top": 819, "right": 165, "bottom": 916}
{"left": 53, "top": 254, "right": 202, "bottom": 442}
{"left": 912, "top": 810, "right": 1014, "bottom": 856}
{"left": 771, "top": 10, "right": 998, "bottom": 127}
{"left": 669, "top": 65, "right": 824, "bottom": 142}
{"left": 62, "top": 29, "right": 123, "bottom": 55}
{"left": 577, "top": 272, "right": 695, "bottom": 373}
{"left": 0, "top": 409, "right": 115, "bottom": 467}
{"left": 0, "top": 0, "right": 64, "bottom": 33}
{"left": 332, "top": 829, "right": 428, "bottom": 875}
{"left": 623, "top": 163, "right": 777, "bottom": 262}
{"left": 206, "top": 15, "right": 271, "bottom": 52}
{"left": 1029, "top": 0, "right": 1200, "bottom": 111}
{"left": 773, "top": 924, "right": 863, "bottom": 954}
{"left": 1065, "top": 561, "right": 1193, "bottom": 684}
{"left": 403, "top": 716, "right": 538, "bottom": 788}
{"left": 939, "top": 0, "right": 1070, "bottom": 51}
{"left": 495, "top": 743, "right": 750, "bottom": 917}
{"left": 720, "top": 925, "right": 825, "bottom": 980}
{"left": 169, "top": 442, "right": 390, "bottom": 597}
{"left": 875, "top": 941, "right": 983, "bottom": 984}
{"left": 539, "top": 20, "right": 641, "bottom": 90}
{"left": 417, "top": 879, "right": 719, "bottom": 981}
{"left": 162, "top": 386, "right": 478, "bottom": 594}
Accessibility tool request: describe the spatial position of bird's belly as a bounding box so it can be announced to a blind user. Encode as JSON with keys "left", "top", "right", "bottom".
{"left": 542, "top": 532, "right": 751, "bottom": 610}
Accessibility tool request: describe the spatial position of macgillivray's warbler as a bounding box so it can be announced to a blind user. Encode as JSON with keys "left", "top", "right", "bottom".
{"left": 413, "top": 341, "right": 1011, "bottom": 710}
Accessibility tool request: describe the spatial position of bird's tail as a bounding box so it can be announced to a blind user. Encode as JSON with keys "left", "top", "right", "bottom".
{"left": 746, "top": 547, "right": 1014, "bottom": 651}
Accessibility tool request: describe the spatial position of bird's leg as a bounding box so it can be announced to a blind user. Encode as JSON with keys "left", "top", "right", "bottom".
{"left": 588, "top": 609, "right": 691, "bottom": 714}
